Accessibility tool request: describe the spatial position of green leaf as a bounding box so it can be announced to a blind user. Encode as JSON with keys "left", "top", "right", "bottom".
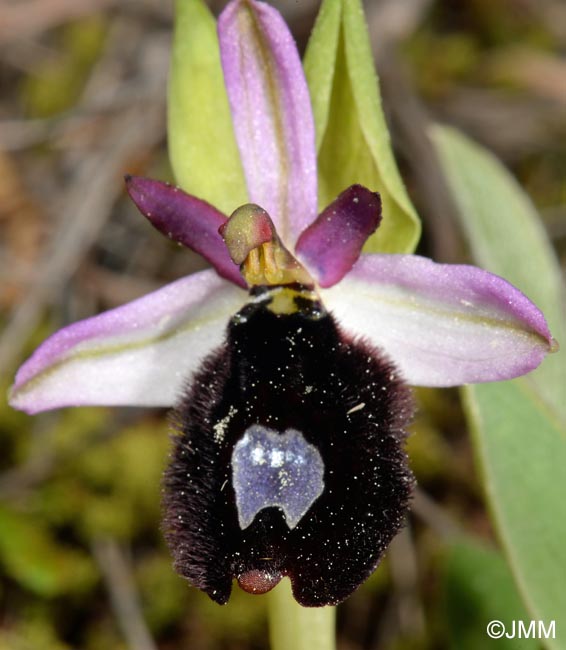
{"left": 168, "top": 0, "right": 247, "bottom": 213}
{"left": 431, "top": 125, "right": 566, "bottom": 421}
{"left": 301, "top": 0, "right": 341, "bottom": 152}
{"left": 431, "top": 125, "right": 566, "bottom": 649}
{"left": 443, "top": 540, "right": 537, "bottom": 650}
{"left": 463, "top": 381, "right": 566, "bottom": 650}
{"left": 304, "top": 0, "right": 421, "bottom": 254}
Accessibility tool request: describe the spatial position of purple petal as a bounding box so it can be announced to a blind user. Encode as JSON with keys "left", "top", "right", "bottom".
{"left": 10, "top": 270, "right": 246, "bottom": 413}
{"left": 323, "top": 254, "right": 555, "bottom": 386}
{"left": 295, "top": 186, "right": 382, "bottom": 287}
{"left": 126, "top": 175, "right": 245, "bottom": 288}
{"left": 218, "top": 0, "right": 317, "bottom": 245}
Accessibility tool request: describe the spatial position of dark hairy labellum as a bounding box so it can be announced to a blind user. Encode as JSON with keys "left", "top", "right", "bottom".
{"left": 163, "top": 285, "right": 414, "bottom": 607}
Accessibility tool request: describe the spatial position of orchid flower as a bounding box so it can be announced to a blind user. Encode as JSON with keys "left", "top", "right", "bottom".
{"left": 9, "top": 0, "right": 555, "bottom": 608}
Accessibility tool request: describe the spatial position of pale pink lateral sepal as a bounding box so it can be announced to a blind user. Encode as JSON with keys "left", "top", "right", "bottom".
{"left": 10, "top": 270, "right": 246, "bottom": 413}
{"left": 323, "top": 254, "right": 554, "bottom": 386}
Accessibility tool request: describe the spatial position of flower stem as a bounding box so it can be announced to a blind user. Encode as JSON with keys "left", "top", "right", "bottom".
{"left": 267, "top": 580, "right": 336, "bottom": 650}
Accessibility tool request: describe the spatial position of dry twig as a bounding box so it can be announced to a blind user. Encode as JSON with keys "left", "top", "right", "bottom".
{"left": 0, "top": 103, "right": 164, "bottom": 372}
{"left": 92, "top": 538, "right": 158, "bottom": 650}
{"left": 412, "top": 487, "right": 463, "bottom": 539}
{"left": 388, "top": 526, "right": 426, "bottom": 639}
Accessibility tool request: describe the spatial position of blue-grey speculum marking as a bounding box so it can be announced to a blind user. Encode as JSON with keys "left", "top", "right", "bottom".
{"left": 231, "top": 425, "right": 325, "bottom": 530}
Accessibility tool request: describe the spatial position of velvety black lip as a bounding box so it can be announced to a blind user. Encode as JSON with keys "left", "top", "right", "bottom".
{"left": 163, "top": 295, "right": 414, "bottom": 606}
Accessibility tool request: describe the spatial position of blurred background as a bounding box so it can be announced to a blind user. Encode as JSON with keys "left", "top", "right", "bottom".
{"left": 0, "top": 0, "right": 565, "bottom": 648}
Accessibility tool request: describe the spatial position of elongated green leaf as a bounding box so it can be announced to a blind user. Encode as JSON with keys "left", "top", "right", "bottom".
{"left": 431, "top": 125, "right": 566, "bottom": 421}
{"left": 444, "top": 541, "right": 537, "bottom": 650}
{"left": 304, "top": 0, "right": 421, "bottom": 254}
{"left": 168, "top": 0, "right": 247, "bottom": 213}
{"left": 431, "top": 125, "right": 566, "bottom": 649}
{"left": 464, "top": 380, "right": 566, "bottom": 650}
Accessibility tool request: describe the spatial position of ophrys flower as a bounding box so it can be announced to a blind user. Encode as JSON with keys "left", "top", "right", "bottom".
{"left": 9, "top": 0, "right": 556, "bottom": 607}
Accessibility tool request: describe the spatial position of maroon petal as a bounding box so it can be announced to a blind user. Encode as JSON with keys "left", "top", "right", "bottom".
{"left": 126, "top": 175, "right": 245, "bottom": 288}
{"left": 295, "top": 186, "right": 382, "bottom": 287}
